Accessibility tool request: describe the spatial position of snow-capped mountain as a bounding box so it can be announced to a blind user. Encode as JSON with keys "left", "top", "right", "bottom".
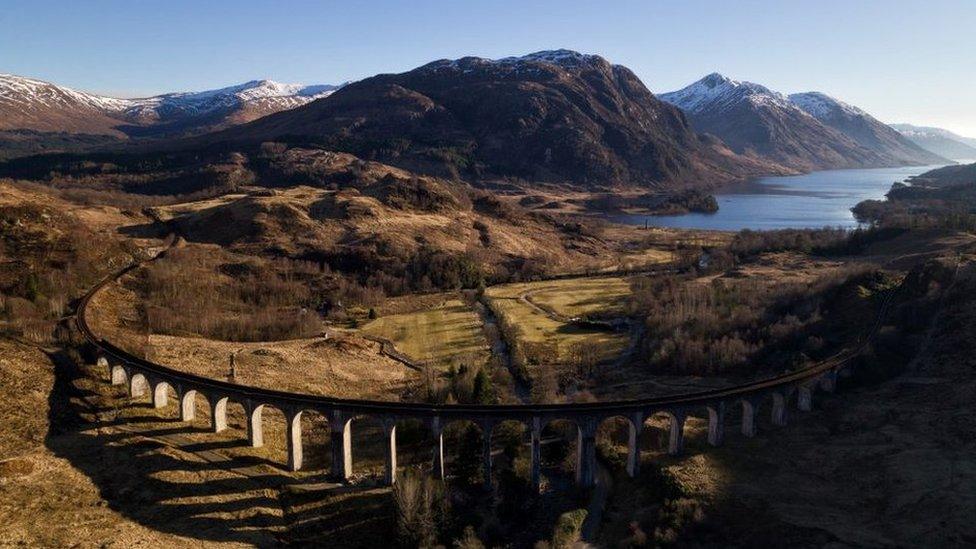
{"left": 891, "top": 124, "right": 976, "bottom": 160}
{"left": 0, "top": 73, "right": 341, "bottom": 141}
{"left": 659, "top": 73, "right": 883, "bottom": 171}
{"left": 789, "top": 92, "right": 946, "bottom": 165}
{"left": 660, "top": 74, "right": 944, "bottom": 171}
{"left": 0, "top": 73, "right": 133, "bottom": 135}
{"left": 195, "top": 50, "right": 782, "bottom": 188}
{"left": 660, "top": 73, "right": 795, "bottom": 115}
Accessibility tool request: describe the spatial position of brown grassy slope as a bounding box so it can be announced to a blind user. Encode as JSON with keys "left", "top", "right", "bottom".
{"left": 0, "top": 338, "right": 257, "bottom": 547}
{"left": 86, "top": 271, "right": 416, "bottom": 400}
{"left": 138, "top": 154, "right": 649, "bottom": 281}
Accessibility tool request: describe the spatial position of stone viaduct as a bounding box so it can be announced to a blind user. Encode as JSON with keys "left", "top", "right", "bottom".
{"left": 77, "top": 261, "right": 882, "bottom": 490}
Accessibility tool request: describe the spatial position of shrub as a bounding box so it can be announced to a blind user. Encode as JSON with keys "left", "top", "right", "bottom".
{"left": 550, "top": 509, "right": 588, "bottom": 549}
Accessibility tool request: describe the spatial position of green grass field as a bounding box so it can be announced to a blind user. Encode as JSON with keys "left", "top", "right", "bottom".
{"left": 360, "top": 299, "right": 489, "bottom": 368}
{"left": 526, "top": 276, "right": 634, "bottom": 319}
{"left": 485, "top": 277, "right": 632, "bottom": 364}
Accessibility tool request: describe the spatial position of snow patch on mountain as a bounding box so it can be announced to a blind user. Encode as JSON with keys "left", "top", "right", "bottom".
{"left": 789, "top": 92, "right": 866, "bottom": 119}
{"left": 891, "top": 124, "right": 976, "bottom": 142}
{"left": 0, "top": 73, "right": 339, "bottom": 121}
{"left": 659, "top": 73, "right": 797, "bottom": 115}
{"left": 0, "top": 73, "right": 133, "bottom": 112}
{"left": 422, "top": 49, "right": 607, "bottom": 74}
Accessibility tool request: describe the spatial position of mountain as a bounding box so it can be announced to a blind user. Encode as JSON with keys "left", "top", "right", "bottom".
{"left": 0, "top": 74, "right": 340, "bottom": 156}
{"left": 890, "top": 124, "right": 976, "bottom": 161}
{"left": 182, "top": 50, "right": 779, "bottom": 188}
{"left": 660, "top": 73, "right": 904, "bottom": 171}
{"left": 788, "top": 92, "right": 946, "bottom": 165}
{"left": 0, "top": 74, "right": 132, "bottom": 135}
{"left": 113, "top": 80, "right": 341, "bottom": 138}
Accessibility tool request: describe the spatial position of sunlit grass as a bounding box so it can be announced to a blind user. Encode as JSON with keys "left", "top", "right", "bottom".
{"left": 360, "top": 299, "right": 489, "bottom": 368}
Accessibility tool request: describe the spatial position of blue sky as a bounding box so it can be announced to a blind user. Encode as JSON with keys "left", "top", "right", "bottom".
{"left": 2, "top": 0, "right": 975, "bottom": 134}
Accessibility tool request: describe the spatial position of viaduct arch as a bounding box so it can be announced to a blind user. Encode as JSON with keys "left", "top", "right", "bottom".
{"left": 76, "top": 259, "right": 882, "bottom": 490}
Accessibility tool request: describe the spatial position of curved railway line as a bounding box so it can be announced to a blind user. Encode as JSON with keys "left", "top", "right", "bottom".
{"left": 76, "top": 253, "right": 896, "bottom": 489}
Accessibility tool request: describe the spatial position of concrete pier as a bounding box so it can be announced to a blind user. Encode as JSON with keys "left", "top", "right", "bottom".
{"left": 530, "top": 417, "right": 542, "bottom": 490}
{"left": 180, "top": 390, "right": 196, "bottom": 422}
{"left": 575, "top": 421, "right": 597, "bottom": 488}
{"left": 383, "top": 420, "right": 397, "bottom": 485}
{"left": 707, "top": 403, "right": 725, "bottom": 447}
{"left": 741, "top": 399, "right": 757, "bottom": 437}
{"left": 667, "top": 412, "right": 686, "bottom": 455}
{"left": 247, "top": 404, "right": 264, "bottom": 447}
{"left": 797, "top": 386, "right": 813, "bottom": 411}
{"left": 431, "top": 417, "right": 445, "bottom": 480}
{"left": 330, "top": 413, "right": 352, "bottom": 481}
{"left": 211, "top": 397, "right": 228, "bottom": 433}
{"left": 287, "top": 411, "right": 303, "bottom": 471}
{"left": 772, "top": 392, "right": 789, "bottom": 427}
{"left": 626, "top": 412, "right": 643, "bottom": 477}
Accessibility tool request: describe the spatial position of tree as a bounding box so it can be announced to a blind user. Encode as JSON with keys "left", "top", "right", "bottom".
{"left": 392, "top": 469, "right": 450, "bottom": 547}
{"left": 454, "top": 424, "right": 484, "bottom": 487}
{"left": 472, "top": 367, "right": 495, "bottom": 404}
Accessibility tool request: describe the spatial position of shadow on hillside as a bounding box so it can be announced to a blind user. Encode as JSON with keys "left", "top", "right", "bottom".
{"left": 42, "top": 346, "right": 390, "bottom": 545}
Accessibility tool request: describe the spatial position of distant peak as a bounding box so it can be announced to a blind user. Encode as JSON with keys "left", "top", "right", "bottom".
{"left": 660, "top": 72, "right": 788, "bottom": 113}
{"left": 701, "top": 72, "right": 733, "bottom": 86}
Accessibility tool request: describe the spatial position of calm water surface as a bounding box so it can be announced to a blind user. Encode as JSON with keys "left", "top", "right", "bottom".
{"left": 610, "top": 165, "right": 951, "bottom": 231}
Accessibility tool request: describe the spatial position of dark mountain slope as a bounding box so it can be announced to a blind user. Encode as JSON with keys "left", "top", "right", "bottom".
{"left": 185, "top": 51, "right": 778, "bottom": 188}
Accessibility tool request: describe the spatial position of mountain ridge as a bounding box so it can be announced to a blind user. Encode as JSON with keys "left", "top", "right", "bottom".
{"left": 0, "top": 73, "right": 341, "bottom": 141}
{"left": 171, "top": 50, "right": 784, "bottom": 189}
{"left": 789, "top": 91, "right": 946, "bottom": 165}
{"left": 659, "top": 73, "right": 883, "bottom": 171}
{"left": 660, "top": 73, "right": 945, "bottom": 170}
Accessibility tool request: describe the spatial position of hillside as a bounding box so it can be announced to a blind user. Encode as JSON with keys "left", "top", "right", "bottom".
{"left": 891, "top": 124, "right": 976, "bottom": 161}
{"left": 909, "top": 161, "right": 976, "bottom": 187}
{"left": 183, "top": 51, "right": 780, "bottom": 189}
{"left": 789, "top": 92, "right": 946, "bottom": 165}
{"left": 660, "top": 74, "right": 925, "bottom": 172}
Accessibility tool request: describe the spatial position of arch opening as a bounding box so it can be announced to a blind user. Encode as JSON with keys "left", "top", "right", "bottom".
{"left": 253, "top": 404, "right": 290, "bottom": 468}
{"left": 347, "top": 414, "right": 389, "bottom": 481}
{"left": 539, "top": 418, "right": 579, "bottom": 489}
{"left": 596, "top": 415, "right": 639, "bottom": 475}
{"left": 297, "top": 409, "right": 331, "bottom": 472}
{"left": 489, "top": 419, "right": 531, "bottom": 491}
